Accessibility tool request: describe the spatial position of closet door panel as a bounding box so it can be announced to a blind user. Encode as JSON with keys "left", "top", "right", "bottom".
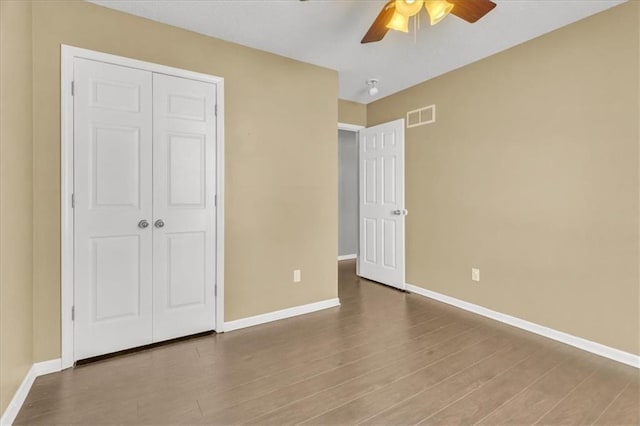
{"left": 74, "top": 58, "right": 154, "bottom": 360}
{"left": 152, "top": 73, "right": 217, "bottom": 341}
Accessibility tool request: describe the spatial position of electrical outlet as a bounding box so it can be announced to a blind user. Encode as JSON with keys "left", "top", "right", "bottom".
{"left": 471, "top": 268, "right": 480, "bottom": 282}
{"left": 293, "top": 269, "right": 301, "bottom": 283}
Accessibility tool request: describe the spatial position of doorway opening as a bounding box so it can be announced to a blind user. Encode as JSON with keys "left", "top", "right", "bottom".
{"left": 338, "top": 124, "right": 362, "bottom": 263}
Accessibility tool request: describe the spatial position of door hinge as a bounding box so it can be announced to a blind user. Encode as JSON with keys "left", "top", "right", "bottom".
{"left": 71, "top": 306, "right": 75, "bottom": 321}
{"left": 71, "top": 81, "right": 75, "bottom": 96}
{"left": 214, "top": 194, "right": 217, "bottom": 207}
{"left": 214, "top": 285, "right": 217, "bottom": 297}
{"left": 71, "top": 193, "right": 75, "bottom": 208}
{"left": 215, "top": 104, "right": 217, "bottom": 116}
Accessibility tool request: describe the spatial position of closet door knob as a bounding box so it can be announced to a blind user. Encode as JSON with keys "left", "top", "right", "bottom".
{"left": 138, "top": 220, "right": 150, "bottom": 229}
{"left": 154, "top": 219, "right": 165, "bottom": 228}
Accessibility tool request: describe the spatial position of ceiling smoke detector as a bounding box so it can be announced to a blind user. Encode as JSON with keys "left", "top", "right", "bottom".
{"left": 366, "top": 79, "right": 380, "bottom": 96}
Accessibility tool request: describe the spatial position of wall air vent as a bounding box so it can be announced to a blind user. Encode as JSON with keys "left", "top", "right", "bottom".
{"left": 406, "top": 104, "right": 436, "bottom": 128}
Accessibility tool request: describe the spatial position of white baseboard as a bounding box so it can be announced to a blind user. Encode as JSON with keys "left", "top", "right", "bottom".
{"left": 406, "top": 284, "right": 640, "bottom": 369}
{"left": 32, "top": 359, "right": 62, "bottom": 376}
{"left": 0, "top": 358, "right": 62, "bottom": 426}
{"left": 338, "top": 254, "right": 357, "bottom": 261}
{"left": 223, "top": 298, "right": 341, "bottom": 332}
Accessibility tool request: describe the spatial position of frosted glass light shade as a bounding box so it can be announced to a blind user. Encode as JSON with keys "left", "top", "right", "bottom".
{"left": 424, "top": 0, "right": 454, "bottom": 25}
{"left": 386, "top": 11, "right": 409, "bottom": 32}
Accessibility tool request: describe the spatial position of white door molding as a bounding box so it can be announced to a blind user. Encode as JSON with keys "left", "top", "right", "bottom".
{"left": 60, "top": 45, "right": 225, "bottom": 369}
{"left": 338, "top": 122, "right": 365, "bottom": 132}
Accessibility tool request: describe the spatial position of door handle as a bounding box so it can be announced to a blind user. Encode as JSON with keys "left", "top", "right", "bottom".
{"left": 138, "top": 219, "right": 150, "bottom": 229}
{"left": 392, "top": 209, "right": 409, "bottom": 216}
{"left": 154, "top": 219, "right": 165, "bottom": 228}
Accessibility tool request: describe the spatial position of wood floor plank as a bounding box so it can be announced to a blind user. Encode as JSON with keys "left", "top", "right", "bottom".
{"left": 197, "top": 307, "right": 447, "bottom": 387}
{"left": 201, "top": 283, "right": 453, "bottom": 372}
{"left": 13, "top": 260, "right": 639, "bottom": 425}
{"left": 534, "top": 361, "right": 635, "bottom": 425}
{"left": 136, "top": 395, "right": 203, "bottom": 425}
{"left": 416, "top": 341, "right": 567, "bottom": 425}
{"left": 16, "top": 394, "right": 139, "bottom": 425}
{"left": 592, "top": 381, "right": 640, "bottom": 425}
{"left": 476, "top": 351, "right": 603, "bottom": 425}
{"left": 21, "top": 292, "right": 450, "bottom": 420}
{"left": 245, "top": 325, "right": 493, "bottom": 425}
{"left": 195, "top": 319, "right": 471, "bottom": 423}
{"left": 359, "top": 338, "right": 542, "bottom": 425}
{"left": 302, "top": 333, "right": 511, "bottom": 426}
{"left": 139, "top": 313, "right": 461, "bottom": 417}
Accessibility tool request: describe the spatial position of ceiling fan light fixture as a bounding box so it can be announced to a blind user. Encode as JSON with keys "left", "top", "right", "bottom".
{"left": 385, "top": 11, "right": 410, "bottom": 32}
{"left": 424, "top": 0, "right": 454, "bottom": 25}
{"left": 395, "top": 0, "right": 424, "bottom": 17}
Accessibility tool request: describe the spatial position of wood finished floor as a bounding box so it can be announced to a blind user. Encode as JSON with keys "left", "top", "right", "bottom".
{"left": 16, "top": 260, "right": 640, "bottom": 425}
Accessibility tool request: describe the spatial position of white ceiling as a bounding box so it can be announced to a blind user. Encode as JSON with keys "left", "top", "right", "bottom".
{"left": 89, "top": 0, "right": 625, "bottom": 104}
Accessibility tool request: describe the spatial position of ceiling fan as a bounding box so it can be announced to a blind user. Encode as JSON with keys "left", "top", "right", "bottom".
{"left": 362, "top": 0, "right": 497, "bottom": 44}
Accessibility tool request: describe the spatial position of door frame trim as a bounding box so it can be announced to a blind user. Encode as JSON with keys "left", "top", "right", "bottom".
{"left": 60, "top": 45, "right": 226, "bottom": 369}
{"left": 338, "top": 122, "right": 365, "bottom": 132}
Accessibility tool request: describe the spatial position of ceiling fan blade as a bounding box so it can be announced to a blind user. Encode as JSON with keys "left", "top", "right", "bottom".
{"left": 361, "top": 0, "right": 396, "bottom": 44}
{"left": 449, "top": 0, "right": 496, "bottom": 23}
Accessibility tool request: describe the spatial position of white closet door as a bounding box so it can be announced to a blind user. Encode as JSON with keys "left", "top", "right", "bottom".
{"left": 152, "top": 74, "right": 217, "bottom": 341}
{"left": 74, "top": 59, "right": 153, "bottom": 359}
{"left": 358, "top": 119, "right": 406, "bottom": 290}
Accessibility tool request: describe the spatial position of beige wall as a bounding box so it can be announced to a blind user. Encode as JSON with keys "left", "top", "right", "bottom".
{"left": 0, "top": 1, "right": 35, "bottom": 413}
{"left": 338, "top": 99, "right": 367, "bottom": 127}
{"left": 368, "top": 2, "right": 640, "bottom": 355}
{"left": 30, "top": 1, "right": 338, "bottom": 362}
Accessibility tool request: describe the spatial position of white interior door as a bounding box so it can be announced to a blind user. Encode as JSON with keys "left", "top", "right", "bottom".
{"left": 74, "top": 58, "right": 154, "bottom": 359}
{"left": 358, "top": 119, "right": 406, "bottom": 290}
{"left": 152, "top": 74, "right": 217, "bottom": 341}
